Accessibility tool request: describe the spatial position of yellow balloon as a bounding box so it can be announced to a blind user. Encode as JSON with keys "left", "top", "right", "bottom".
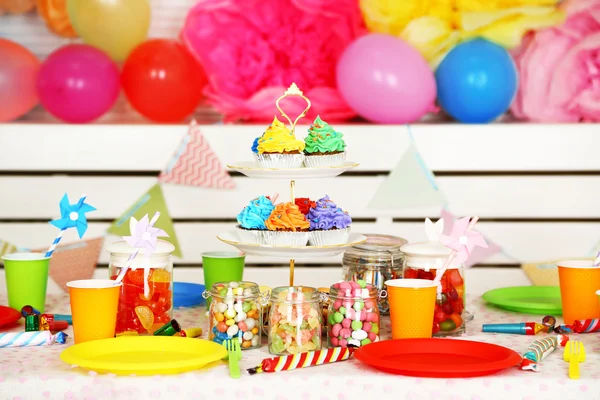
{"left": 67, "top": 0, "right": 151, "bottom": 61}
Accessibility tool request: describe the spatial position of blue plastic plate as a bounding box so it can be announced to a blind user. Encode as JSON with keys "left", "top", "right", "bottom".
{"left": 173, "top": 282, "right": 206, "bottom": 308}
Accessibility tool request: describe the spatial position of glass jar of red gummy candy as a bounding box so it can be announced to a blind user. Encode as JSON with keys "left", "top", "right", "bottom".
{"left": 400, "top": 242, "right": 466, "bottom": 336}
{"left": 268, "top": 286, "right": 323, "bottom": 355}
{"left": 326, "top": 281, "right": 382, "bottom": 348}
{"left": 205, "top": 281, "right": 265, "bottom": 349}
{"left": 106, "top": 240, "right": 175, "bottom": 335}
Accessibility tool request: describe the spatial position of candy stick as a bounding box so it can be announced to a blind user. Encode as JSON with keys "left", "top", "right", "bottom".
{"left": 0, "top": 331, "right": 68, "bottom": 348}
{"left": 520, "top": 334, "right": 569, "bottom": 372}
{"left": 46, "top": 194, "right": 90, "bottom": 257}
{"left": 114, "top": 212, "right": 161, "bottom": 285}
{"left": 247, "top": 347, "right": 354, "bottom": 374}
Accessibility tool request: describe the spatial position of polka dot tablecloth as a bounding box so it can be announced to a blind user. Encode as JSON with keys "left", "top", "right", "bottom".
{"left": 1, "top": 293, "right": 599, "bottom": 400}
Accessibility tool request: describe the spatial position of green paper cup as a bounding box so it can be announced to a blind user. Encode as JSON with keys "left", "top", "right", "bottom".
{"left": 202, "top": 251, "right": 245, "bottom": 305}
{"left": 3, "top": 252, "right": 50, "bottom": 313}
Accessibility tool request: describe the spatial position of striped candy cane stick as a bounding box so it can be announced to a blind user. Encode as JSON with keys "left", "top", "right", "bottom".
{"left": 0, "top": 331, "right": 68, "bottom": 348}
{"left": 45, "top": 194, "right": 87, "bottom": 258}
{"left": 247, "top": 347, "right": 354, "bottom": 374}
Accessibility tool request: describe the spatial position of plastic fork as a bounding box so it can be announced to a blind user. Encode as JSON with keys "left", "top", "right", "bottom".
{"left": 223, "top": 339, "right": 242, "bottom": 379}
{"left": 564, "top": 340, "right": 586, "bottom": 379}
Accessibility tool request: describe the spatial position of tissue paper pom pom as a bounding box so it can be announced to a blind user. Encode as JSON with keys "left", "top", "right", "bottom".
{"left": 181, "top": 0, "right": 365, "bottom": 122}
{"left": 511, "top": 0, "right": 600, "bottom": 122}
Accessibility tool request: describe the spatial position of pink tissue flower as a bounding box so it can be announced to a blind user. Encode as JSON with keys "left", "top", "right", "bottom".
{"left": 511, "top": 0, "right": 600, "bottom": 122}
{"left": 181, "top": 0, "right": 365, "bottom": 122}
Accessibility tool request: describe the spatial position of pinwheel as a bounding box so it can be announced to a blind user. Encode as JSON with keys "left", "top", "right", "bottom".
{"left": 115, "top": 212, "right": 168, "bottom": 296}
{"left": 46, "top": 194, "right": 96, "bottom": 257}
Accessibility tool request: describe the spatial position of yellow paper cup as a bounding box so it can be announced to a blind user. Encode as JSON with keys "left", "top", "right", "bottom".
{"left": 385, "top": 279, "right": 437, "bottom": 339}
{"left": 557, "top": 260, "right": 600, "bottom": 324}
{"left": 67, "top": 279, "right": 122, "bottom": 344}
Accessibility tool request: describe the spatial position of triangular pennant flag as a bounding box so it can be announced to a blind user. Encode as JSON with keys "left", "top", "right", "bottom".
{"left": 441, "top": 209, "right": 501, "bottom": 268}
{"left": 0, "top": 239, "right": 18, "bottom": 260}
{"left": 521, "top": 260, "right": 560, "bottom": 286}
{"left": 158, "top": 120, "right": 235, "bottom": 189}
{"left": 107, "top": 183, "right": 182, "bottom": 257}
{"left": 368, "top": 143, "right": 446, "bottom": 210}
{"left": 35, "top": 238, "right": 103, "bottom": 292}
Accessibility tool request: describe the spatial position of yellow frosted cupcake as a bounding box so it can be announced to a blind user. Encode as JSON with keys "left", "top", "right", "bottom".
{"left": 255, "top": 117, "right": 306, "bottom": 168}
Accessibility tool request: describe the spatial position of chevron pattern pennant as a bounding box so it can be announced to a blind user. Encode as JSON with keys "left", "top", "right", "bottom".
{"left": 158, "top": 120, "right": 235, "bottom": 189}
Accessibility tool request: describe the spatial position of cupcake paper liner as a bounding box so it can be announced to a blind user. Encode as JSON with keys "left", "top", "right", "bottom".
{"left": 303, "top": 152, "right": 347, "bottom": 168}
{"left": 308, "top": 227, "right": 351, "bottom": 246}
{"left": 255, "top": 153, "right": 305, "bottom": 169}
{"left": 236, "top": 226, "right": 266, "bottom": 245}
{"left": 263, "top": 230, "right": 310, "bottom": 247}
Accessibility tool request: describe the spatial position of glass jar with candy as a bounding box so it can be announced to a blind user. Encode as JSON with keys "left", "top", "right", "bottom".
{"left": 342, "top": 234, "right": 407, "bottom": 315}
{"left": 268, "top": 286, "right": 322, "bottom": 355}
{"left": 326, "top": 281, "right": 382, "bottom": 348}
{"left": 204, "top": 281, "right": 265, "bottom": 349}
{"left": 106, "top": 240, "right": 175, "bottom": 335}
{"left": 400, "top": 242, "right": 466, "bottom": 336}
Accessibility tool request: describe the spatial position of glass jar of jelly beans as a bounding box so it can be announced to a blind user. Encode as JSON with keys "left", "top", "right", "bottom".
{"left": 268, "top": 286, "right": 323, "bottom": 355}
{"left": 106, "top": 240, "right": 175, "bottom": 335}
{"left": 342, "top": 234, "right": 407, "bottom": 315}
{"left": 400, "top": 242, "right": 467, "bottom": 336}
{"left": 205, "top": 281, "right": 265, "bottom": 349}
{"left": 326, "top": 281, "right": 383, "bottom": 348}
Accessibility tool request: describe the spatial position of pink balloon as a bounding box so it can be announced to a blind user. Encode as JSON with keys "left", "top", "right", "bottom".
{"left": 336, "top": 34, "right": 437, "bottom": 124}
{"left": 37, "top": 44, "right": 120, "bottom": 123}
{"left": 0, "top": 39, "right": 40, "bottom": 122}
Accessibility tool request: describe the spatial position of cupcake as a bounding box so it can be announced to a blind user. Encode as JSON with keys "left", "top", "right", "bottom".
{"left": 251, "top": 137, "right": 260, "bottom": 163}
{"left": 307, "top": 195, "right": 352, "bottom": 246}
{"left": 256, "top": 117, "right": 305, "bottom": 168}
{"left": 303, "top": 116, "right": 347, "bottom": 167}
{"left": 236, "top": 195, "right": 275, "bottom": 244}
{"left": 294, "top": 198, "right": 315, "bottom": 216}
{"left": 264, "top": 202, "right": 310, "bottom": 246}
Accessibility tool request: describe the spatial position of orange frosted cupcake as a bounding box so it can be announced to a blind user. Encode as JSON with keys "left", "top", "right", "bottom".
{"left": 264, "top": 202, "right": 310, "bottom": 246}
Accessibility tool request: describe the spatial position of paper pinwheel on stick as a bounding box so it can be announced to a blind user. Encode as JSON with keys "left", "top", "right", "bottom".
{"left": 115, "top": 212, "right": 168, "bottom": 296}
{"left": 46, "top": 194, "right": 96, "bottom": 257}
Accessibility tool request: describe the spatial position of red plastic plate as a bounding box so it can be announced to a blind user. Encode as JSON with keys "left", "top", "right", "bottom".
{"left": 354, "top": 338, "right": 522, "bottom": 378}
{"left": 0, "top": 305, "right": 21, "bottom": 329}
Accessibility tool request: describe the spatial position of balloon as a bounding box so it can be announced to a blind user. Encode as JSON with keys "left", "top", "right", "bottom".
{"left": 121, "top": 39, "right": 208, "bottom": 123}
{"left": 37, "top": 44, "right": 120, "bottom": 123}
{"left": 435, "top": 38, "right": 518, "bottom": 123}
{"left": 67, "top": 0, "right": 150, "bottom": 61}
{"left": 336, "top": 33, "right": 437, "bottom": 124}
{"left": 0, "top": 39, "right": 40, "bottom": 122}
{"left": 38, "top": 0, "right": 77, "bottom": 38}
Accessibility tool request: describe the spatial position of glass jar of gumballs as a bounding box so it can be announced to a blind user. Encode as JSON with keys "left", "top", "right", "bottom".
{"left": 400, "top": 242, "right": 466, "bottom": 336}
{"left": 326, "top": 281, "right": 383, "bottom": 348}
{"left": 268, "top": 286, "right": 323, "bottom": 355}
{"left": 342, "top": 234, "right": 407, "bottom": 315}
{"left": 204, "top": 281, "right": 265, "bottom": 349}
{"left": 106, "top": 240, "right": 175, "bottom": 335}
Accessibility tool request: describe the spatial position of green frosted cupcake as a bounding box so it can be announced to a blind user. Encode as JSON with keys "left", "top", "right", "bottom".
{"left": 303, "top": 116, "right": 346, "bottom": 167}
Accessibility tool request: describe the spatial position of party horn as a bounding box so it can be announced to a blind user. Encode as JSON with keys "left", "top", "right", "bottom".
{"left": 483, "top": 316, "right": 555, "bottom": 335}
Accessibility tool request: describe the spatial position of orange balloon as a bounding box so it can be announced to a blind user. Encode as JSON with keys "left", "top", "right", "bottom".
{"left": 0, "top": 0, "right": 35, "bottom": 14}
{"left": 38, "top": 0, "right": 77, "bottom": 38}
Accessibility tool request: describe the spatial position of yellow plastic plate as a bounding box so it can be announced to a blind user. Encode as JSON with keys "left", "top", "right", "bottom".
{"left": 60, "top": 336, "right": 227, "bottom": 375}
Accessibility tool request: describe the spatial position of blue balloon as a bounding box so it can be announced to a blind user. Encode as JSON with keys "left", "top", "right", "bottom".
{"left": 435, "top": 38, "right": 518, "bottom": 123}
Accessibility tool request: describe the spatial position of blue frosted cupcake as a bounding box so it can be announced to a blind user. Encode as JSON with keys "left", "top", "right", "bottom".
{"left": 236, "top": 195, "right": 275, "bottom": 244}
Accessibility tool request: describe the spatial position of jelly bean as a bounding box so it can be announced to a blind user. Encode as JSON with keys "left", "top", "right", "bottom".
{"left": 251, "top": 327, "right": 259, "bottom": 335}
{"left": 333, "top": 312, "right": 343, "bottom": 323}
{"left": 451, "top": 299, "right": 464, "bottom": 315}
{"left": 432, "top": 322, "right": 440, "bottom": 334}
{"left": 364, "top": 300, "right": 375, "bottom": 310}
{"left": 224, "top": 309, "right": 236, "bottom": 319}
{"left": 242, "top": 301, "right": 252, "bottom": 313}
{"left": 351, "top": 320, "right": 362, "bottom": 331}
{"left": 361, "top": 338, "right": 372, "bottom": 346}
{"left": 235, "top": 311, "right": 247, "bottom": 322}
{"left": 357, "top": 280, "right": 367, "bottom": 288}
{"left": 436, "top": 293, "right": 448, "bottom": 305}
{"left": 243, "top": 331, "right": 253, "bottom": 341}
{"left": 238, "top": 321, "right": 248, "bottom": 332}
{"left": 217, "top": 322, "right": 228, "bottom": 332}
{"left": 242, "top": 340, "right": 252, "bottom": 348}
{"left": 245, "top": 318, "right": 256, "bottom": 330}
{"left": 331, "top": 323, "right": 342, "bottom": 337}
{"left": 328, "top": 313, "right": 335, "bottom": 326}
{"left": 363, "top": 322, "right": 372, "bottom": 332}
{"left": 447, "top": 286, "right": 459, "bottom": 301}
{"left": 449, "top": 313, "right": 463, "bottom": 329}
{"left": 439, "top": 319, "right": 457, "bottom": 331}
{"left": 233, "top": 303, "right": 243, "bottom": 313}
{"left": 251, "top": 336, "right": 259, "bottom": 347}
{"left": 225, "top": 319, "right": 235, "bottom": 326}
{"left": 352, "top": 330, "right": 367, "bottom": 340}
{"left": 330, "top": 337, "right": 339, "bottom": 347}
{"left": 348, "top": 339, "right": 361, "bottom": 347}
{"left": 353, "top": 301, "right": 364, "bottom": 311}
{"left": 448, "top": 269, "right": 464, "bottom": 287}
{"left": 339, "top": 282, "right": 351, "bottom": 291}
{"left": 370, "top": 323, "right": 379, "bottom": 335}
{"left": 359, "top": 310, "right": 367, "bottom": 321}
{"left": 333, "top": 300, "right": 343, "bottom": 310}
{"left": 216, "top": 302, "right": 228, "bottom": 313}
{"left": 367, "top": 332, "right": 377, "bottom": 342}
{"left": 339, "top": 338, "right": 348, "bottom": 347}
{"left": 340, "top": 328, "right": 351, "bottom": 339}
{"left": 227, "top": 325, "right": 239, "bottom": 337}
{"left": 434, "top": 310, "right": 446, "bottom": 323}
{"left": 339, "top": 306, "right": 346, "bottom": 315}
{"left": 212, "top": 326, "right": 217, "bottom": 334}
{"left": 442, "top": 302, "right": 453, "bottom": 315}
{"left": 215, "top": 312, "right": 225, "bottom": 322}
{"left": 346, "top": 308, "right": 356, "bottom": 319}
{"left": 341, "top": 318, "right": 351, "bottom": 329}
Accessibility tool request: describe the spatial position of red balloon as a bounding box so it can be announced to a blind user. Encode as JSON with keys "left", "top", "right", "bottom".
{"left": 121, "top": 39, "right": 207, "bottom": 123}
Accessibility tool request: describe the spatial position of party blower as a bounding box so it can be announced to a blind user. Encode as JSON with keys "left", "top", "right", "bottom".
{"left": 482, "top": 316, "right": 556, "bottom": 335}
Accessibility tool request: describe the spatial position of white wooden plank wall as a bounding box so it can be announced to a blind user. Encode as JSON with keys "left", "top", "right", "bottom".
{"left": 1, "top": 3, "right": 599, "bottom": 293}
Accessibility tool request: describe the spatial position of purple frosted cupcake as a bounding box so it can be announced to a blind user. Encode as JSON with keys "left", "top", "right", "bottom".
{"left": 306, "top": 195, "right": 352, "bottom": 246}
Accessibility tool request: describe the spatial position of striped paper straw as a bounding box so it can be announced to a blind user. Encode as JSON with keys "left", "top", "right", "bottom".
{"left": 0, "top": 331, "right": 61, "bottom": 348}
{"left": 45, "top": 194, "right": 87, "bottom": 258}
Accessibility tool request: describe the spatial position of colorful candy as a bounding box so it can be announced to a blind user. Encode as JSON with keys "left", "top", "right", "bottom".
{"left": 327, "top": 280, "right": 380, "bottom": 348}
{"left": 179, "top": 328, "right": 203, "bottom": 338}
{"left": 520, "top": 334, "right": 569, "bottom": 372}
{"left": 555, "top": 319, "right": 600, "bottom": 334}
{"left": 0, "top": 331, "right": 68, "bottom": 348}
{"left": 248, "top": 346, "right": 354, "bottom": 374}
{"left": 208, "top": 281, "right": 262, "bottom": 349}
{"left": 268, "top": 287, "right": 322, "bottom": 355}
{"left": 111, "top": 267, "right": 173, "bottom": 334}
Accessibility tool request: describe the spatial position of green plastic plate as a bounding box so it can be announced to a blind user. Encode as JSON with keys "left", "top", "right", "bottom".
{"left": 482, "top": 286, "right": 562, "bottom": 315}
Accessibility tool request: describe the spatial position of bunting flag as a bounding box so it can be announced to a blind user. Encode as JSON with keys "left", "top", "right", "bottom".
{"left": 35, "top": 238, "right": 103, "bottom": 292}
{"left": 368, "top": 142, "right": 446, "bottom": 210}
{"left": 440, "top": 209, "right": 501, "bottom": 268}
{"left": 107, "top": 183, "right": 182, "bottom": 257}
{"left": 521, "top": 260, "right": 560, "bottom": 286}
{"left": 0, "top": 239, "right": 18, "bottom": 259}
{"left": 158, "top": 120, "right": 235, "bottom": 189}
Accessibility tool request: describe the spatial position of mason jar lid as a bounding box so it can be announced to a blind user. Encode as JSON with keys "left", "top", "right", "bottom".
{"left": 352, "top": 234, "right": 408, "bottom": 253}
{"left": 105, "top": 240, "right": 175, "bottom": 256}
{"left": 270, "top": 286, "right": 321, "bottom": 304}
{"left": 400, "top": 241, "right": 451, "bottom": 257}
{"left": 210, "top": 281, "right": 260, "bottom": 298}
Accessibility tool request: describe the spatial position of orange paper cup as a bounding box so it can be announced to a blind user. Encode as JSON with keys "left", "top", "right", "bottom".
{"left": 557, "top": 260, "right": 600, "bottom": 324}
{"left": 67, "top": 279, "right": 122, "bottom": 344}
{"left": 385, "top": 279, "right": 437, "bottom": 339}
